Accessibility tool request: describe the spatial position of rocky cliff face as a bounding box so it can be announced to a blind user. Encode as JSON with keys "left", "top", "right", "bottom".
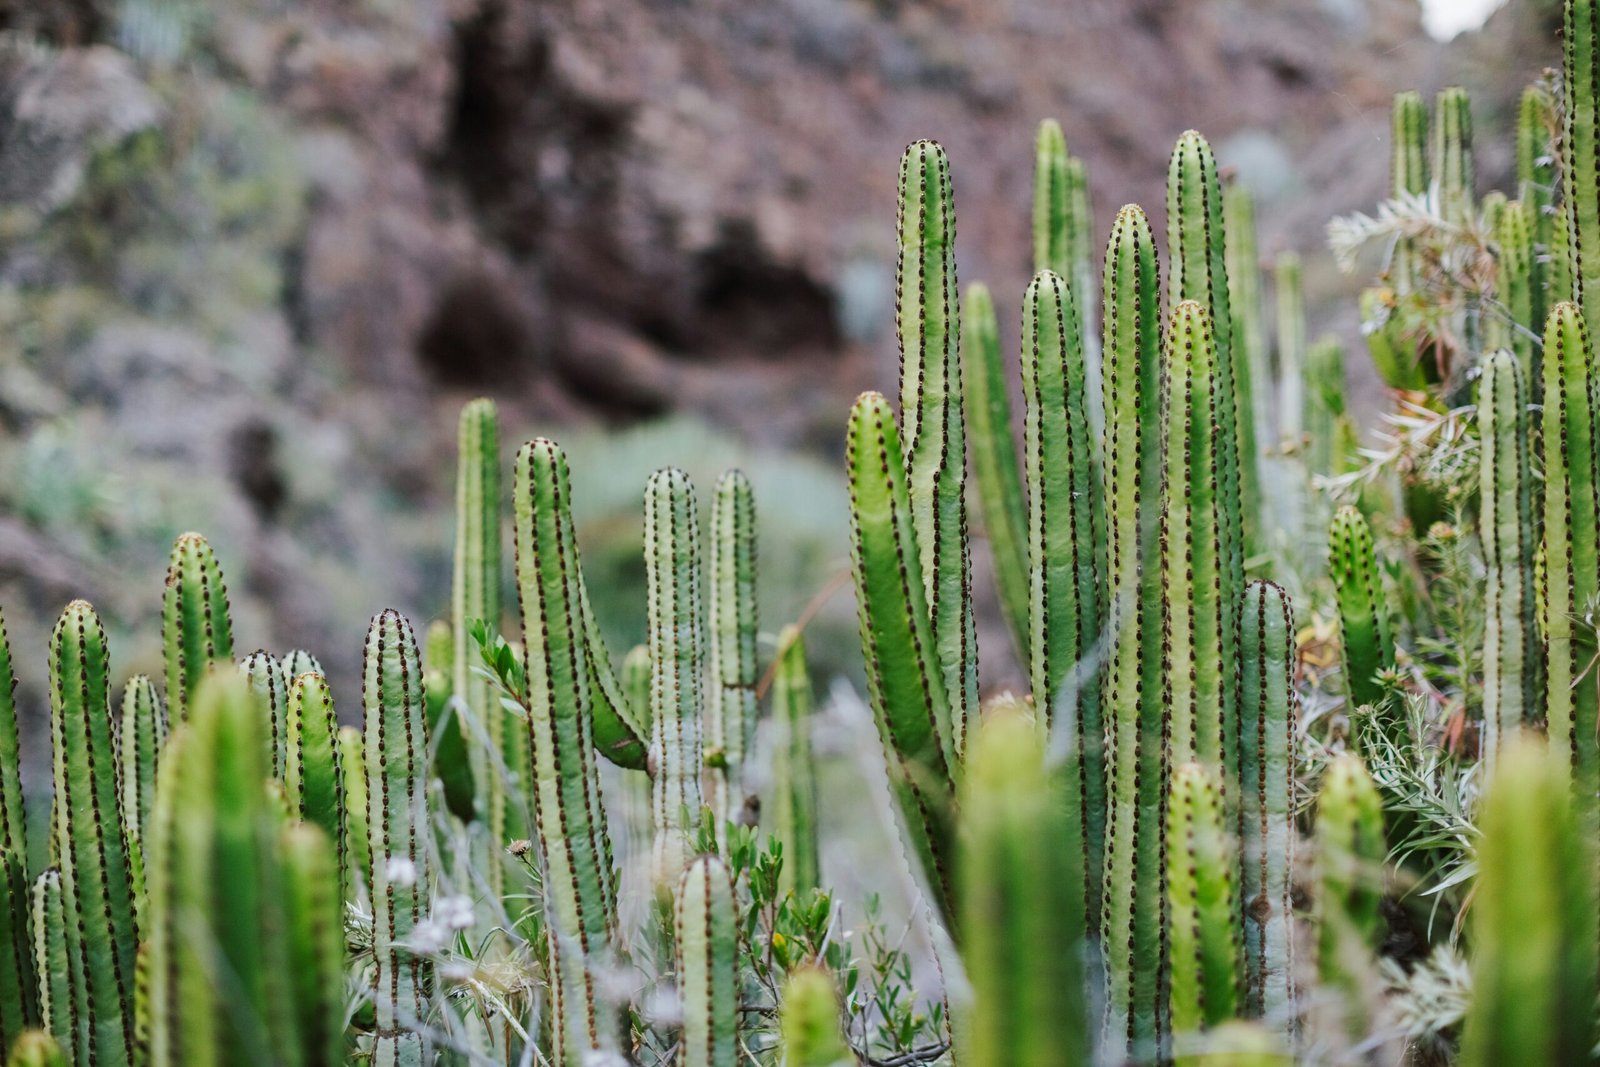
{"left": 0, "top": 0, "right": 1555, "bottom": 706}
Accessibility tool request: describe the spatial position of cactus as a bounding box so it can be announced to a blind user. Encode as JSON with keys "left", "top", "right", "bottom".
{"left": 895, "top": 139, "right": 978, "bottom": 757}
{"left": 1329, "top": 507, "right": 1393, "bottom": 714}
{"left": 1492, "top": 201, "right": 1541, "bottom": 382}
{"left": 285, "top": 671, "right": 344, "bottom": 886}
{"left": 1566, "top": 0, "right": 1600, "bottom": 326}
{"left": 958, "top": 708, "right": 1089, "bottom": 1067}
{"left": 845, "top": 391, "right": 956, "bottom": 922}
{"left": 48, "top": 600, "right": 136, "bottom": 1067}
{"left": 1224, "top": 184, "right": 1273, "bottom": 465}
{"left": 1237, "top": 581, "right": 1297, "bottom": 1028}
{"left": 778, "top": 967, "right": 851, "bottom": 1067}
{"left": 1033, "top": 120, "right": 1098, "bottom": 368}
{"left": 161, "top": 532, "right": 233, "bottom": 724}
{"left": 771, "top": 625, "right": 820, "bottom": 899}
{"left": 422, "top": 619, "right": 474, "bottom": 824}
{"left": 278, "top": 823, "right": 347, "bottom": 1067}
{"left": 962, "top": 282, "right": 1031, "bottom": 659}
{"left": 1540, "top": 302, "right": 1600, "bottom": 844}
{"left": 1313, "top": 754, "right": 1386, "bottom": 1044}
{"left": 0, "top": 613, "right": 33, "bottom": 1047}
{"left": 337, "top": 725, "right": 370, "bottom": 901}
{"left": 1274, "top": 253, "right": 1306, "bottom": 446}
{"left": 240, "top": 649, "right": 288, "bottom": 779}
{"left": 1100, "top": 203, "right": 1167, "bottom": 1054}
{"left": 6, "top": 1033, "right": 64, "bottom": 1067}
{"left": 1478, "top": 350, "right": 1541, "bottom": 769}
{"left": 1301, "top": 337, "right": 1348, "bottom": 482}
{"left": 1434, "top": 87, "right": 1475, "bottom": 228}
{"left": 511, "top": 438, "right": 624, "bottom": 1063}
{"left": 1021, "top": 268, "right": 1104, "bottom": 924}
{"left": 362, "top": 609, "right": 433, "bottom": 1065}
{"left": 280, "top": 649, "right": 322, "bottom": 685}
{"left": 1460, "top": 737, "right": 1597, "bottom": 1067}
{"left": 674, "top": 854, "right": 739, "bottom": 1067}
{"left": 30, "top": 872, "right": 68, "bottom": 1047}
{"left": 1166, "top": 763, "right": 1238, "bottom": 1050}
{"left": 705, "top": 469, "right": 758, "bottom": 838}
{"left": 1364, "top": 92, "right": 1432, "bottom": 391}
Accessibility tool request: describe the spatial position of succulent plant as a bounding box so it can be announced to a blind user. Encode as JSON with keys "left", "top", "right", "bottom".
{"left": 777, "top": 967, "right": 852, "bottom": 1067}
{"left": 1166, "top": 763, "right": 1238, "bottom": 1054}
{"left": 1313, "top": 754, "right": 1386, "bottom": 1045}
{"left": 161, "top": 533, "right": 233, "bottom": 724}
{"left": 0, "top": 616, "right": 34, "bottom": 1050}
{"left": 771, "top": 625, "right": 820, "bottom": 899}
{"left": 674, "top": 854, "right": 739, "bottom": 1067}
{"left": 705, "top": 470, "right": 758, "bottom": 840}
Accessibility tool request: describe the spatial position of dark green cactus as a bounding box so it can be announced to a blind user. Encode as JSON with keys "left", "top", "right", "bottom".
{"left": 161, "top": 533, "right": 233, "bottom": 724}
{"left": 31, "top": 872, "right": 68, "bottom": 1048}
{"left": 1314, "top": 753, "right": 1386, "bottom": 1044}
{"left": 512, "top": 438, "right": 623, "bottom": 1062}
{"left": 1166, "top": 763, "right": 1238, "bottom": 1052}
{"left": 48, "top": 600, "right": 136, "bottom": 1067}
{"left": 1100, "top": 203, "right": 1167, "bottom": 1053}
{"left": 278, "top": 823, "right": 347, "bottom": 1067}
{"left": 959, "top": 708, "right": 1088, "bottom": 1067}
{"left": 1301, "top": 337, "right": 1349, "bottom": 483}
{"left": 337, "top": 725, "right": 370, "bottom": 902}
{"left": 777, "top": 967, "right": 851, "bottom": 1067}
{"left": 240, "top": 649, "right": 288, "bottom": 779}
{"left": 1021, "top": 268, "right": 1104, "bottom": 926}
{"left": 705, "top": 469, "right": 758, "bottom": 838}
{"left": 896, "top": 139, "right": 978, "bottom": 757}
{"left": 1566, "top": 0, "right": 1600, "bottom": 325}
{"left": 6, "top": 1033, "right": 65, "bottom": 1067}
{"left": 285, "top": 671, "right": 345, "bottom": 888}
{"left": 1329, "top": 507, "right": 1394, "bottom": 713}
{"left": 1434, "top": 87, "right": 1475, "bottom": 228}
{"left": 1478, "top": 349, "right": 1540, "bottom": 768}
{"left": 0, "top": 613, "right": 34, "bottom": 1048}
{"left": 962, "top": 282, "right": 1031, "bottom": 660}
{"left": 422, "top": 619, "right": 474, "bottom": 825}
{"left": 362, "top": 609, "right": 433, "bottom": 1065}
{"left": 771, "top": 625, "right": 820, "bottom": 899}
{"left": 1237, "top": 581, "right": 1297, "bottom": 1029}
{"left": 674, "top": 854, "right": 739, "bottom": 1067}
{"left": 1460, "top": 737, "right": 1597, "bottom": 1067}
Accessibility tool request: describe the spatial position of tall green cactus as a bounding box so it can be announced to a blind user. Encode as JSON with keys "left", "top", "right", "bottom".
{"left": 0, "top": 613, "right": 34, "bottom": 1048}
{"left": 161, "top": 533, "right": 233, "bottom": 724}
{"left": 1166, "top": 763, "right": 1238, "bottom": 1052}
{"left": 1313, "top": 753, "right": 1386, "bottom": 1044}
{"left": 512, "top": 438, "right": 623, "bottom": 1063}
{"left": 31, "top": 871, "right": 68, "bottom": 1047}
{"left": 1365, "top": 92, "right": 1431, "bottom": 392}
{"left": 1224, "top": 183, "right": 1272, "bottom": 466}
{"left": 1274, "top": 254, "right": 1305, "bottom": 445}
{"left": 959, "top": 708, "right": 1088, "bottom": 1067}
{"left": 778, "top": 968, "right": 851, "bottom": 1067}
{"left": 771, "top": 625, "right": 820, "bottom": 899}
{"left": 278, "top": 823, "right": 347, "bottom": 1067}
{"left": 1100, "top": 204, "right": 1167, "bottom": 1054}
{"left": 48, "top": 600, "right": 136, "bottom": 1067}
{"left": 1566, "top": 0, "right": 1600, "bottom": 327}
{"left": 1329, "top": 507, "right": 1394, "bottom": 713}
{"left": 285, "top": 671, "right": 344, "bottom": 886}
{"left": 1434, "top": 87, "right": 1475, "bottom": 228}
{"left": 845, "top": 391, "right": 956, "bottom": 923}
{"left": 362, "top": 609, "right": 433, "bottom": 1065}
{"left": 896, "top": 139, "right": 977, "bottom": 757}
{"left": 1021, "top": 268, "right": 1104, "bottom": 924}
{"left": 1478, "top": 349, "right": 1540, "bottom": 769}
{"left": 1238, "top": 581, "right": 1297, "bottom": 1028}
{"left": 674, "top": 854, "right": 739, "bottom": 1067}
{"left": 706, "top": 469, "right": 758, "bottom": 838}
{"left": 337, "top": 725, "right": 370, "bottom": 901}
{"left": 422, "top": 620, "right": 474, "bottom": 825}
{"left": 1460, "top": 737, "right": 1598, "bottom": 1067}
{"left": 1493, "top": 201, "right": 1541, "bottom": 381}
{"left": 1302, "top": 337, "right": 1349, "bottom": 482}
{"left": 962, "top": 282, "right": 1030, "bottom": 659}
{"left": 240, "top": 649, "right": 288, "bottom": 779}
{"left": 1033, "top": 119, "right": 1097, "bottom": 355}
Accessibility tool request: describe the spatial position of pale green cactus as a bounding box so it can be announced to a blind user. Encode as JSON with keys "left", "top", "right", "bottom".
{"left": 1314, "top": 754, "right": 1386, "bottom": 1045}
{"left": 771, "top": 625, "right": 820, "bottom": 899}
{"left": 161, "top": 533, "right": 233, "bottom": 724}
{"left": 705, "top": 469, "right": 759, "bottom": 839}
{"left": 31, "top": 871, "right": 68, "bottom": 1048}
{"left": 1329, "top": 507, "right": 1394, "bottom": 714}
{"left": 337, "top": 725, "right": 370, "bottom": 902}
{"left": 778, "top": 968, "right": 852, "bottom": 1067}
{"left": 1167, "top": 763, "right": 1238, "bottom": 1057}
{"left": 0, "top": 613, "right": 34, "bottom": 1048}
{"left": 285, "top": 671, "right": 344, "bottom": 890}
{"left": 240, "top": 649, "right": 288, "bottom": 779}
{"left": 674, "top": 854, "right": 739, "bottom": 1067}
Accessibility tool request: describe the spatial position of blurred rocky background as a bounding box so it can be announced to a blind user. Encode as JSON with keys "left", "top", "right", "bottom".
{"left": 0, "top": 0, "right": 1557, "bottom": 745}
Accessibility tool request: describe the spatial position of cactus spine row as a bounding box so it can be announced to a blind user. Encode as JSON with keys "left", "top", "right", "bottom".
{"left": 1329, "top": 507, "right": 1393, "bottom": 714}
{"left": 1166, "top": 763, "right": 1238, "bottom": 1051}
{"left": 0, "top": 613, "right": 34, "bottom": 1048}
{"left": 161, "top": 533, "right": 233, "bottom": 724}
{"left": 705, "top": 469, "right": 758, "bottom": 838}
{"left": 771, "top": 626, "right": 820, "bottom": 899}
{"left": 674, "top": 855, "right": 739, "bottom": 1067}
{"left": 285, "top": 671, "right": 345, "bottom": 889}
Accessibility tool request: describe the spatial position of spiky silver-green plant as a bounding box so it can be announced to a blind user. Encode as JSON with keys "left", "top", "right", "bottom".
{"left": 1100, "top": 203, "right": 1167, "bottom": 1055}
{"left": 959, "top": 708, "right": 1088, "bottom": 1067}
{"left": 161, "top": 533, "right": 233, "bottom": 724}
{"left": 1478, "top": 349, "right": 1540, "bottom": 769}
{"left": 1329, "top": 507, "right": 1393, "bottom": 715}
{"left": 1313, "top": 753, "right": 1386, "bottom": 1045}
{"left": 48, "top": 600, "right": 136, "bottom": 1067}
{"left": 362, "top": 609, "right": 433, "bottom": 1065}
{"left": 240, "top": 649, "right": 288, "bottom": 779}
{"left": 1460, "top": 736, "right": 1597, "bottom": 1067}
{"left": 1238, "top": 581, "right": 1297, "bottom": 1029}
{"left": 0, "top": 613, "right": 33, "bottom": 1048}
{"left": 1166, "top": 763, "right": 1238, "bottom": 1057}
{"left": 778, "top": 967, "right": 851, "bottom": 1067}
{"left": 674, "top": 854, "right": 739, "bottom": 1067}
{"left": 771, "top": 625, "right": 820, "bottom": 899}
{"left": 705, "top": 469, "right": 758, "bottom": 839}
{"left": 285, "top": 671, "right": 344, "bottom": 890}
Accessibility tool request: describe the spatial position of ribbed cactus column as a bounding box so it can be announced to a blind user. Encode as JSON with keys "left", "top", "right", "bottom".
{"left": 161, "top": 533, "right": 233, "bottom": 724}
{"left": 337, "top": 725, "right": 370, "bottom": 901}
{"left": 1302, "top": 338, "right": 1348, "bottom": 481}
{"left": 1224, "top": 184, "right": 1273, "bottom": 468}
{"left": 452, "top": 399, "right": 517, "bottom": 861}
{"left": 48, "top": 600, "right": 136, "bottom": 1067}
{"left": 422, "top": 619, "right": 474, "bottom": 822}
{"left": 645, "top": 467, "right": 707, "bottom": 886}
{"left": 1166, "top": 763, "right": 1238, "bottom": 1055}
{"left": 240, "top": 649, "right": 288, "bottom": 778}
{"left": 285, "top": 671, "right": 345, "bottom": 888}
{"left": 31, "top": 871, "right": 68, "bottom": 1045}
{"left": 0, "top": 615, "right": 34, "bottom": 1048}
{"left": 1540, "top": 303, "right": 1600, "bottom": 847}
{"left": 1274, "top": 254, "right": 1305, "bottom": 445}
{"left": 1033, "top": 119, "right": 1098, "bottom": 363}
{"left": 362, "top": 609, "right": 433, "bottom": 1066}
{"left": 1160, "top": 300, "right": 1232, "bottom": 774}
{"left": 118, "top": 676, "right": 162, "bottom": 932}
{"left": 772, "top": 626, "right": 820, "bottom": 899}
{"left": 279, "top": 823, "right": 347, "bottom": 1067}
{"left": 1329, "top": 507, "right": 1394, "bottom": 714}
{"left": 1313, "top": 754, "right": 1386, "bottom": 1044}
{"left": 1493, "top": 201, "right": 1541, "bottom": 379}
{"left": 845, "top": 391, "right": 956, "bottom": 923}
{"left": 1434, "top": 87, "right": 1475, "bottom": 227}
{"left": 705, "top": 469, "right": 758, "bottom": 838}
{"left": 1478, "top": 350, "right": 1540, "bottom": 769}
{"left": 896, "top": 139, "right": 977, "bottom": 756}
{"left": 1168, "top": 129, "right": 1254, "bottom": 573}
{"left": 674, "top": 855, "right": 738, "bottom": 1067}
{"left": 962, "top": 282, "right": 1030, "bottom": 659}
{"left": 1021, "top": 269, "right": 1104, "bottom": 926}
{"left": 1365, "top": 93, "right": 1432, "bottom": 392}
{"left": 1100, "top": 204, "right": 1167, "bottom": 1055}
{"left": 959, "top": 709, "right": 1089, "bottom": 1067}
{"left": 1460, "top": 738, "right": 1598, "bottom": 1067}
{"left": 1567, "top": 0, "right": 1600, "bottom": 327}
{"left": 512, "top": 438, "right": 623, "bottom": 1063}
{"left": 778, "top": 968, "right": 851, "bottom": 1067}
{"left": 1238, "top": 582, "right": 1297, "bottom": 1028}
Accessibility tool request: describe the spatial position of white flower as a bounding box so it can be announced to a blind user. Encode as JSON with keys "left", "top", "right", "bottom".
{"left": 405, "top": 919, "right": 448, "bottom": 955}
{"left": 434, "top": 894, "right": 474, "bottom": 932}
{"left": 385, "top": 856, "right": 418, "bottom": 887}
